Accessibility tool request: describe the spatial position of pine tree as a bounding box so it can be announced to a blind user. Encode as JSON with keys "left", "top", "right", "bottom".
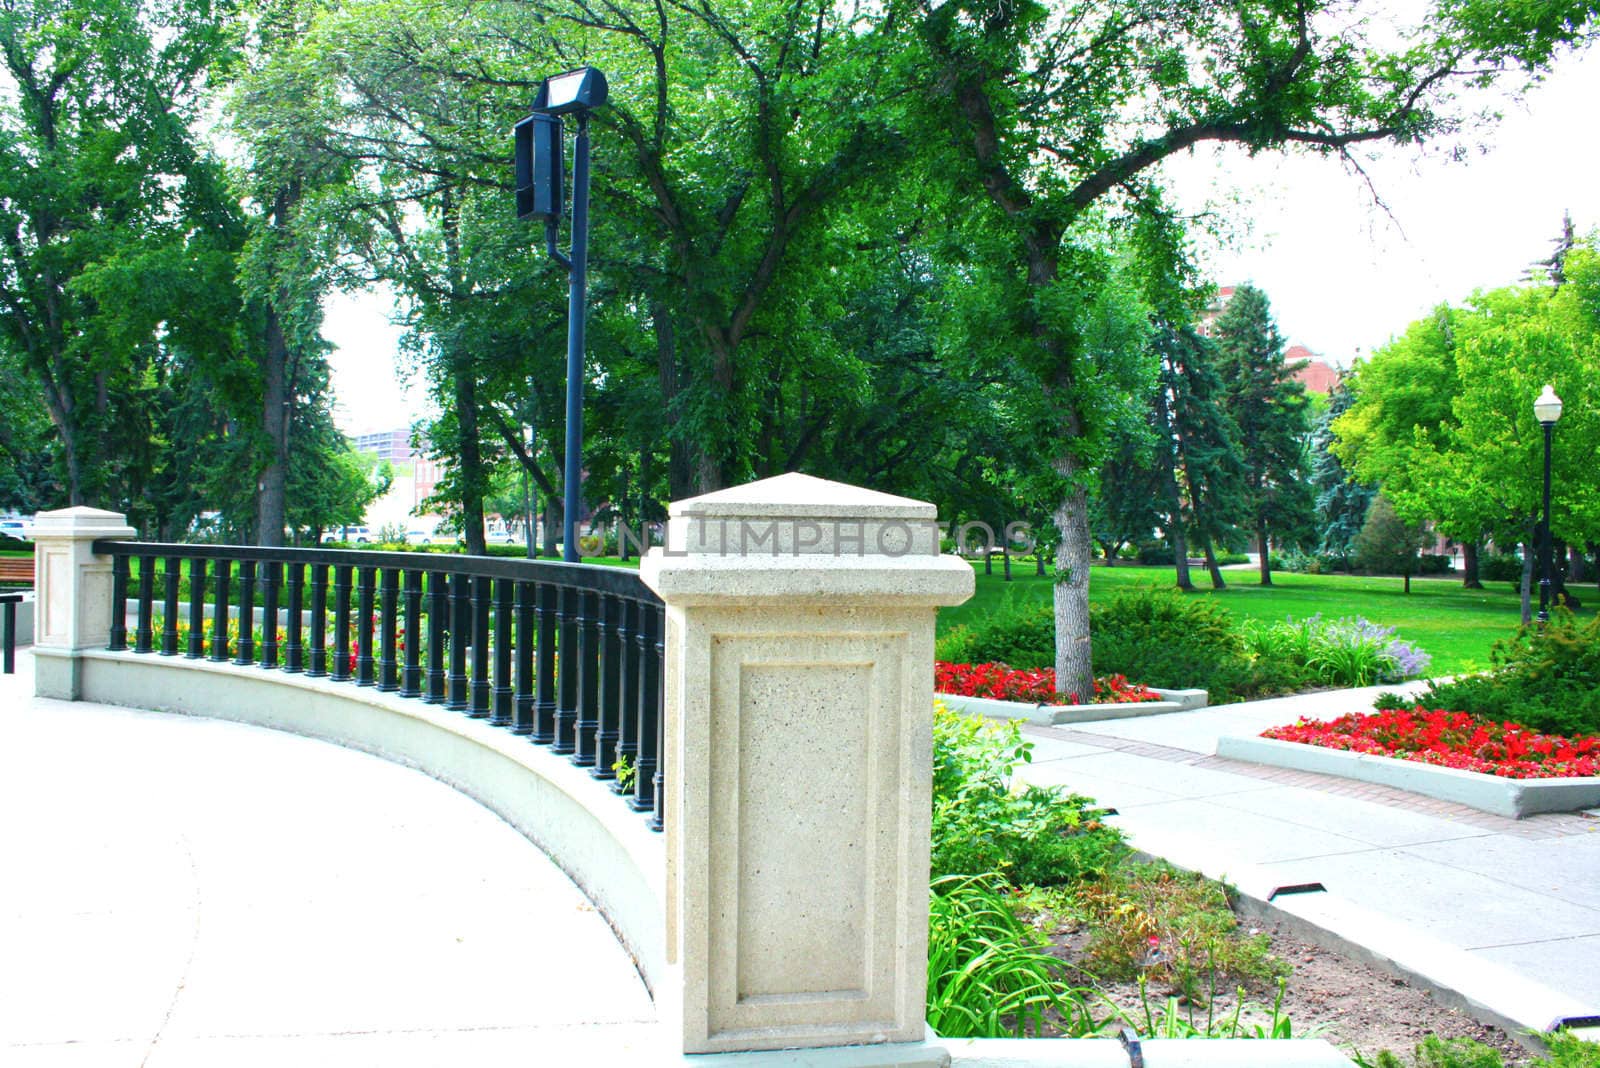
{"left": 1151, "top": 325, "right": 1248, "bottom": 590}
{"left": 1214, "top": 285, "right": 1315, "bottom": 585}
{"left": 1311, "top": 381, "right": 1375, "bottom": 568}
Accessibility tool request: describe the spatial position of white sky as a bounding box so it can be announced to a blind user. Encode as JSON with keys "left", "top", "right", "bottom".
{"left": 324, "top": 45, "right": 1600, "bottom": 433}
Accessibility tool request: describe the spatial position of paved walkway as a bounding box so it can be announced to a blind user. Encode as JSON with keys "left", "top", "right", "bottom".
{"left": 1015, "top": 684, "right": 1600, "bottom": 1032}
{"left": 0, "top": 651, "right": 656, "bottom": 1067}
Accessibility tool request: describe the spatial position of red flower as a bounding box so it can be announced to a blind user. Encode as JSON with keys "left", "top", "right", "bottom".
{"left": 1261, "top": 707, "right": 1600, "bottom": 779}
{"left": 934, "top": 661, "right": 1160, "bottom": 705}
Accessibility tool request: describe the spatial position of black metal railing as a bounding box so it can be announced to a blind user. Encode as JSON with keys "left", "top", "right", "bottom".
{"left": 94, "top": 542, "right": 666, "bottom": 830}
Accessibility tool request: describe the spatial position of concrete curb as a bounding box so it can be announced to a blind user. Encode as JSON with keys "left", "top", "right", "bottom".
{"left": 1216, "top": 735, "right": 1600, "bottom": 818}
{"left": 939, "top": 687, "right": 1207, "bottom": 727}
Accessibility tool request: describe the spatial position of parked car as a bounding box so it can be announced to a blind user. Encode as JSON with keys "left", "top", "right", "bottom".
{"left": 321, "top": 525, "right": 372, "bottom": 544}
{"left": 484, "top": 530, "right": 516, "bottom": 546}
{"left": 0, "top": 519, "right": 29, "bottom": 540}
{"left": 404, "top": 529, "right": 436, "bottom": 546}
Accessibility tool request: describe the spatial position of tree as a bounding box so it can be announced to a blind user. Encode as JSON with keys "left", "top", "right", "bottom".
{"left": 1213, "top": 285, "right": 1315, "bottom": 585}
{"left": 898, "top": 0, "right": 1600, "bottom": 700}
{"left": 1310, "top": 381, "right": 1376, "bottom": 571}
{"left": 0, "top": 0, "right": 243, "bottom": 506}
{"left": 1354, "top": 495, "right": 1430, "bottom": 593}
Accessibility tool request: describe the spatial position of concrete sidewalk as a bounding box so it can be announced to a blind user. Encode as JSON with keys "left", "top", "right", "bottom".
{"left": 0, "top": 650, "right": 656, "bottom": 1067}
{"left": 1015, "top": 684, "right": 1600, "bottom": 1037}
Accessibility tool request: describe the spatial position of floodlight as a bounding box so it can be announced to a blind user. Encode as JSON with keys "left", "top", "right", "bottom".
{"left": 533, "top": 67, "right": 608, "bottom": 115}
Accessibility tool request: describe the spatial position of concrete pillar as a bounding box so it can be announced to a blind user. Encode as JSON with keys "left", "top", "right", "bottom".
{"left": 31, "top": 506, "right": 137, "bottom": 699}
{"left": 641, "top": 473, "right": 973, "bottom": 1056}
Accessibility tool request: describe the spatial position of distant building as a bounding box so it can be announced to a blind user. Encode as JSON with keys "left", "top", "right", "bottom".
{"left": 350, "top": 428, "right": 416, "bottom": 464}
{"left": 1196, "top": 285, "right": 1236, "bottom": 338}
{"left": 1284, "top": 345, "right": 1339, "bottom": 395}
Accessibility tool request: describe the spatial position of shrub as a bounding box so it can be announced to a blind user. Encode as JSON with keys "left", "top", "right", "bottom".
{"left": 931, "top": 705, "right": 1127, "bottom": 887}
{"left": 1478, "top": 552, "right": 1525, "bottom": 584}
{"left": 1365, "top": 1031, "right": 1600, "bottom": 1068}
{"left": 1136, "top": 543, "right": 1175, "bottom": 565}
{"left": 1416, "top": 610, "right": 1600, "bottom": 736}
{"left": 1242, "top": 616, "right": 1430, "bottom": 687}
{"left": 934, "top": 595, "right": 1055, "bottom": 669}
{"left": 1089, "top": 587, "right": 1278, "bottom": 702}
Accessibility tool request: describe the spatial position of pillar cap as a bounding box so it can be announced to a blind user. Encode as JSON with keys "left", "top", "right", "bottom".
{"left": 31, "top": 507, "right": 137, "bottom": 540}
{"left": 643, "top": 474, "right": 973, "bottom": 606}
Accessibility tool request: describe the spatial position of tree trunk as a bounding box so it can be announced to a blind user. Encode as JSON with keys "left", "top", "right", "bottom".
{"left": 542, "top": 505, "right": 559, "bottom": 557}
{"left": 1256, "top": 514, "right": 1272, "bottom": 585}
{"left": 1154, "top": 386, "right": 1193, "bottom": 592}
{"left": 256, "top": 304, "right": 289, "bottom": 547}
{"left": 1052, "top": 476, "right": 1094, "bottom": 703}
{"left": 1519, "top": 540, "right": 1534, "bottom": 625}
{"left": 654, "top": 303, "right": 694, "bottom": 502}
{"left": 1202, "top": 541, "right": 1226, "bottom": 589}
{"left": 1551, "top": 539, "right": 1569, "bottom": 605}
{"left": 1462, "top": 541, "right": 1483, "bottom": 589}
{"left": 1569, "top": 543, "right": 1587, "bottom": 585}
{"left": 1404, "top": 571, "right": 1411, "bottom": 594}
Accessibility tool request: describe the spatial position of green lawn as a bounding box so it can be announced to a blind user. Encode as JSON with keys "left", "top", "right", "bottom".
{"left": 938, "top": 561, "right": 1537, "bottom": 677}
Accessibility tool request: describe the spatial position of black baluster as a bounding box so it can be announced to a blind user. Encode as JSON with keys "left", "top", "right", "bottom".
{"left": 446, "top": 572, "right": 469, "bottom": 710}
{"left": 109, "top": 554, "right": 129, "bottom": 651}
{"left": 469, "top": 575, "right": 491, "bottom": 717}
{"left": 629, "top": 601, "right": 660, "bottom": 816}
{"left": 331, "top": 564, "right": 352, "bottom": 681}
{"left": 426, "top": 570, "right": 447, "bottom": 703}
{"left": 186, "top": 558, "right": 207, "bottom": 659}
{"left": 260, "top": 561, "right": 281, "bottom": 668}
{"left": 285, "top": 562, "right": 305, "bottom": 672}
{"left": 572, "top": 588, "right": 603, "bottom": 768}
{"left": 513, "top": 582, "right": 535, "bottom": 734}
{"left": 552, "top": 585, "right": 578, "bottom": 753}
{"left": 610, "top": 598, "right": 638, "bottom": 795}
{"left": 401, "top": 570, "right": 422, "bottom": 697}
{"left": 210, "top": 560, "right": 231, "bottom": 662}
{"left": 355, "top": 566, "right": 377, "bottom": 685}
{"left": 307, "top": 563, "right": 329, "bottom": 677}
{"left": 532, "top": 582, "right": 557, "bottom": 745}
{"left": 378, "top": 568, "right": 399, "bottom": 692}
{"left": 234, "top": 560, "right": 256, "bottom": 666}
{"left": 591, "top": 593, "right": 621, "bottom": 780}
{"left": 490, "top": 577, "right": 513, "bottom": 726}
{"left": 161, "top": 555, "right": 180, "bottom": 656}
{"left": 134, "top": 555, "right": 154, "bottom": 653}
{"left": 649, "top": 601, "right": 666, "bottom": 831}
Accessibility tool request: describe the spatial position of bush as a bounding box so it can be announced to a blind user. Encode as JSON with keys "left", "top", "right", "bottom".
{"left": 932, "top": 705, "right": 1127, "bottom": 887}
{"left": 933, "top": 595, "right": 1054, "bottom": 669}
{"left": 1479, "top": 552, "right": 1525, "bottom": 584}
{"left": 1136, "top": 543, "right": 1175, "bottom": 565}
{"left": 1415, "top": 610, "right": 1600, "bottom": 736}
{"left": 1366, "top": 1030, "right": 1600, "bottom": 1068}
{"left": 1243, "top": 616, "right": 1432, "bottom": 688}
{"left": 1089, "top": 587, "right": 1283, "bottom": 702}
{"left": 1418, "top": 553, "right": 1455, "bottom": 575}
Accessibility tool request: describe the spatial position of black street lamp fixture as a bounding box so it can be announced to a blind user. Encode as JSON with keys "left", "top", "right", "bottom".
{"left": 515, "top": 67, "right": 608, "bottom": 562}
{"left": 1534, "top": 384, "right": 1564, "bottom": 624}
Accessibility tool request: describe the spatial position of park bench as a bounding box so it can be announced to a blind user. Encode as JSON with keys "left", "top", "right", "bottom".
{"left": 0, "top": 556, "right": 34, "bottom": 586}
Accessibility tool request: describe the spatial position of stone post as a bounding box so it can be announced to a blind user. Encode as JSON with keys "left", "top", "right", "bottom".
{"left": 31, "top": 506, "right": 137, "bottom": 700}
{"left": 640, "top": 473, "right": 973, "bottom": 1056}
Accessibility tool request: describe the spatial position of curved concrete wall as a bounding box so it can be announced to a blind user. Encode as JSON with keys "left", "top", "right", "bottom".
{"left": 52, "top": 647, "right": 668, "bottom": 995}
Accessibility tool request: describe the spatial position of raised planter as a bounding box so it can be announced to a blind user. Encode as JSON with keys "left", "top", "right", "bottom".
{"left": 939, "top": 686, "right": 1207, "bottom": 727}
{"left": 1217, "top": 734, "right": 1600, "bottom": 818}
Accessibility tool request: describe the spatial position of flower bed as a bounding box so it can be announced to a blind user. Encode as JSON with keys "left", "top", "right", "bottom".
{"left": 1262, "top": 707, "right": 1600, "bottom": 779}
{"left": 935, "top": 661, "right": 1160, "bottom": 705}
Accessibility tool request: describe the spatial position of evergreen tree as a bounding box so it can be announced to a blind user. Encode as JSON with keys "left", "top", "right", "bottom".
{"left": 1151, "top": 325, "right": 1248, "bottom": 590}
{"left": 1214, "top": 286, "right": 1315, "bottom": 586}
{"left": 1311, "top": 381, "right": 1375, "bottom": 568}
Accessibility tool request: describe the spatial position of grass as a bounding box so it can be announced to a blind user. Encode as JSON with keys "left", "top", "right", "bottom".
{"left": 938, "top": 561, "right": 1543, "bottom": 677}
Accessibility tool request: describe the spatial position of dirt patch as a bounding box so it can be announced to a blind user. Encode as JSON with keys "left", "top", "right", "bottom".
{"left": 1039, "top": 914, "right": 1531, "bottom": 1063}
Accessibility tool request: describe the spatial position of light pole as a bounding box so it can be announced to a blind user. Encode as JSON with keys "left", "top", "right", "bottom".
{"left": 514, "top": 67, "right": 607, "bottom": 562}
{"left": 1534, "top": 384, "right": 1564, "bottom": 624}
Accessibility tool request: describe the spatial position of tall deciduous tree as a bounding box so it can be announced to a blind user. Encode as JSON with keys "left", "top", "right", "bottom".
{"left": 898, "top": 0, "right": 1600, "bottom": 699}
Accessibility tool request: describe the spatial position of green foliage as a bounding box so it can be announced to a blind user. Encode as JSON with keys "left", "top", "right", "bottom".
{"left": 1354, "top": 496, "right": 1433, "bottom": 584}
{"left": 1416, "top": 610, "right": 1600, "bottom": 735}
{"left": 932, "top": 595, "right": 1054, "bottom": 669}
{"left": 1072, "top": 863, "right": 1287, "bottom": 1002}
{"left": 1363, "top": 1031, "right": 1600, "bottom": 1068}
{"left": 925, "top": 874, "right": 1096, "bottom": 1039}
{"left": 931, "top": 705, "right": 1127, "bottom": 888}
